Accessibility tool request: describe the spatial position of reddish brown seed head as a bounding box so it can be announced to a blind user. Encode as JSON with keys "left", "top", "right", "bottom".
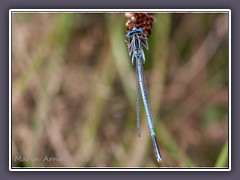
{"left": 125, "top": 13, "right": 154, "bottom": 43}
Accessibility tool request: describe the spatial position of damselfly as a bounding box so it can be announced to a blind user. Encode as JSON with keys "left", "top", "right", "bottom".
{"left": 126, "top": 27, "right": 162, "bottom": 162}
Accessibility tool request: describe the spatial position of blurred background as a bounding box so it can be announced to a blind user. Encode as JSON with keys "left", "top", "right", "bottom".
{"left": 11, "top": 12, "right": 229, "bottom": 168}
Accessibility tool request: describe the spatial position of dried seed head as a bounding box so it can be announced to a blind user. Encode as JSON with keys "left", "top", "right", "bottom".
{"left": 125, "top": 13, "right": 154, "bottom": 43}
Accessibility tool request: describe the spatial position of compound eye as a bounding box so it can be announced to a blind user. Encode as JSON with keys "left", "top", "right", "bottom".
{"left": 126, "top": 31, "right": 131, "bottom": 38}
{"left": 139, "top": 28, "right": 143, "bottom": 34}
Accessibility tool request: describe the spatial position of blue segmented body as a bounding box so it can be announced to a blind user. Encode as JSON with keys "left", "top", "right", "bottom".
{"left": 126, "top": 28, "right": 162, "bottom": 162}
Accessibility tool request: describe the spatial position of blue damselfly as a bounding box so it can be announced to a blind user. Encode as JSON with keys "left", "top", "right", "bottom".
{"left": 126, "top": 27, "right": 162, "bottom": 162}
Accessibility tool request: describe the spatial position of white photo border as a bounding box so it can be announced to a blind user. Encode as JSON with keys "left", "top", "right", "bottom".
{"left": 9, "top": 9, "right": 231, "bottom": 171}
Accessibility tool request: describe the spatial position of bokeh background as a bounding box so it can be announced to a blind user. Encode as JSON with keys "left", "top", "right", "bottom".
{"left": 11, "top": 12, "right": 229, "bottom": 168}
